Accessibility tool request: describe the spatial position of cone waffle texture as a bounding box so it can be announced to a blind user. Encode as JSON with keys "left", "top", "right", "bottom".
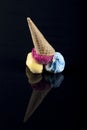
{"left": 27, "top": 17, "right": 55, "bottom": 56}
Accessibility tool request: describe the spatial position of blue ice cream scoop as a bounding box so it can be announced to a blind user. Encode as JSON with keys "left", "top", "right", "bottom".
{"left": 45, "top": 52, "right": 65, "bottom": 73}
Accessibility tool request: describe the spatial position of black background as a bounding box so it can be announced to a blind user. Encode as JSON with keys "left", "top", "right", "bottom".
{"left": 0, "top": 0, "right": 84, "bottom": 130}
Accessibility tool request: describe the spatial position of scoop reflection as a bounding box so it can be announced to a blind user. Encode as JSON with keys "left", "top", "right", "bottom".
{"left": 26, "top": 67, "right": 42, "bottom": 84}
{"left": 24, "top": 67, "right": 64, "bottom": 122}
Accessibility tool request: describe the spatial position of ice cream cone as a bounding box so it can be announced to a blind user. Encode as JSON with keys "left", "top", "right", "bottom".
{"left": 27, "top": 17, "right": 55, "bottom": 56}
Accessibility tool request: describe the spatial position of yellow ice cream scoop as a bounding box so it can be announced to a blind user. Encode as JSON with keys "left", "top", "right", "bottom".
{"left": 26, "top": 53, "right": 43, "bottom": 73}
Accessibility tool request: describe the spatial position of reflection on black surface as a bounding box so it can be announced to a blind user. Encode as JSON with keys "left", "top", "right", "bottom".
{"left": 26, "top": 67, "right": 42, "bottom": 85}
{"left": 24, "top": 67, "right": 64, "bottom": 122}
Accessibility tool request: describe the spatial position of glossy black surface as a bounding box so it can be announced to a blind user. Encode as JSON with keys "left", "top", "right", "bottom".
{"left": 0, "top": 0, "right": 84, "bottom": 129}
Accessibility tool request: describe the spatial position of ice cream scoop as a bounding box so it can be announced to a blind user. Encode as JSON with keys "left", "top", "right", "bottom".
{"left": 32, "top": 48, "right": 53, "bottom": 64}
{"left": 45, "top": 52, "right": 65, "bottom": 73}
{"left": 26, "top": 53, "right": 43, "bottom": 73}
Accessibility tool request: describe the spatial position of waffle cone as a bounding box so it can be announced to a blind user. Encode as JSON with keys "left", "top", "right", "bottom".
{"left": 27, "top": 17, "right": 55, "bottom": 55}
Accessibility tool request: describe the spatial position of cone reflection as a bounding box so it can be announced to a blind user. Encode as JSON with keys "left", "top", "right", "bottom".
{"left": 24, "top": 67, "right": 64, "bottom": 122}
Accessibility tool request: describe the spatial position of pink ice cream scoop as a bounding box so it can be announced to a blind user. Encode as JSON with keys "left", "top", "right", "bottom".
{"left": 32, "top": 48, "right": 54, "bottom": 64}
